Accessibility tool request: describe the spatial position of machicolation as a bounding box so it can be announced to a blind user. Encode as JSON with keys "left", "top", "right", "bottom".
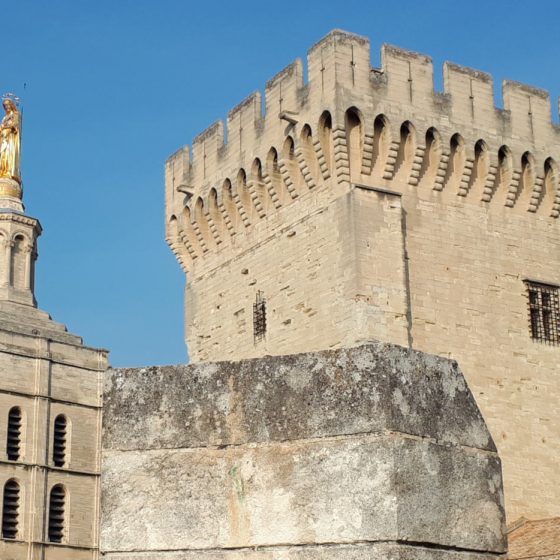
{"left": 166, "top": 29, "right": 560, "bottom": 271}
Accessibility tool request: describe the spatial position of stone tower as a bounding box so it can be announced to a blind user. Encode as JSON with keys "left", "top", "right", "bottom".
{"left": 0, "top": 152, "right": 107, "bottom": 556}
{"left": 165, "top": 31, "right": 560, "bottom": 521}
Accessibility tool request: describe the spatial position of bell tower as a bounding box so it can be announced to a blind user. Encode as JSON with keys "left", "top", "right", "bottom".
{"left": 0, "top": 95, "right": 108, "bottom": 560}
{"left": 0, "top": 185, "right": 41, "bottom": 308}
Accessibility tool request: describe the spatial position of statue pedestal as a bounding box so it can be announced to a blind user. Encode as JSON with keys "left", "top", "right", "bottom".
{"left": 0, "top": 177, "right": 23, "bottom": 211}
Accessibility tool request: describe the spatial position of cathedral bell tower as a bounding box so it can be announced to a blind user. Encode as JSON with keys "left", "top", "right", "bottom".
{"left": 0, "top": 94, "right": 108, "bottom": 560}
{"left": 0, "top": 94, "right": 39, "bottom": 308}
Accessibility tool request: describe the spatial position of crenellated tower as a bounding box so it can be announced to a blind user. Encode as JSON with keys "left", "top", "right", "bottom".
{"left": 165, "top": 30, "right": 560, "bottom": 522}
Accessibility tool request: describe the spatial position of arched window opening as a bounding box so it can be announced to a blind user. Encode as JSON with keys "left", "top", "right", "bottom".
{"left": 318, "top": 111, "right": 333, "bottom": 171}
{"left": 53, "top": 415, "right": 68, "bottom": 468}
{"left": 10, "top": 235, "right": 25, "bottom": 290}
{"left": 345, "top": 108, "right": 362, "bottom": 181}
{"left": 48, "top": 484, "right": 66, "bottom": 543}
{"left": 6, "top": 407, "right": 22, "bottom": 461}
{"left": 2, "top": 479, "right": 20, "bottom": 540}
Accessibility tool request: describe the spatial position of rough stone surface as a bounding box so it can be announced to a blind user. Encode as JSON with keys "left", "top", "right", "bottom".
{"left": 103, "top": 343, "right": 495, "bottom": 452}
{"left": 101, "top": 343, "right": 506, "bottom": 559}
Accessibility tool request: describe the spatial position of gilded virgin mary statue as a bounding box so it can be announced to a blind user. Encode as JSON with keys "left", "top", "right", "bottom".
{"left": 0, "top": 96, "right": 21, "bottom": 184}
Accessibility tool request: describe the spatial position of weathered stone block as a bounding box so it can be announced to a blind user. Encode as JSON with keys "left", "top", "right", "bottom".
{"left": 101, "top": 343, "right": 506, "bottom": 559}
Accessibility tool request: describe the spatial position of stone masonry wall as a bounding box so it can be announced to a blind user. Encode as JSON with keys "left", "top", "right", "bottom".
{"left": 100, "top": 343, "right": 506, "bottom": 559}
{"left": 165, "top": 30, "right": 560, "bottom": 521}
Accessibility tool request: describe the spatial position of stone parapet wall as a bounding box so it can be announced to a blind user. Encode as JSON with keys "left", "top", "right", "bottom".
{"left": 101, "top": 343, "right": 506, "bottom": 559}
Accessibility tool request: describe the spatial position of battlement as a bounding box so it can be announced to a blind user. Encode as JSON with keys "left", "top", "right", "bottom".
{"left": 166, "top": 29, "right": 560, "bottom": 271}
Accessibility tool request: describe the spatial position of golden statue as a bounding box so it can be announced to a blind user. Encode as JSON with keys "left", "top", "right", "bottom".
{"left": 0, "top": 96, "right": 21, "bottom": 184}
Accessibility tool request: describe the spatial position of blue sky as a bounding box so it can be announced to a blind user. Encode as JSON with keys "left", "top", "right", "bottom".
{"left": 2, "top": 0, "right": 559, "bottom": 367}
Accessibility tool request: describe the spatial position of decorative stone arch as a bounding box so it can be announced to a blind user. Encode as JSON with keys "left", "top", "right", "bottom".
{"left": 266, "top": 147, "right": 290, "bottom": 206}
{"left": 344, "top": 106, "right": 364, "bottom": 182}
{"left": 222, "top": 178, "right": 242, "bottom": 233}
{"left": 516, "top": 151, "right": 536, "bottom": 210}
{"left": 317, "top": 110, "right": 334, "bottom": 174}
{"left": 491, "top": 145, "right": 514, "bottom": 206}
{"left": 207, "top": 187, "right": 226, "bottom": 242}
{"left": 418, "top": 126, "right": 442, "bottom": 187}
{"left": 371, "top": 113, "right": 391, "bottom": 178}
{"left": 442, "top": 132, "right": 466, "bottom": 194}
{"left": 393, "top": 120, "right": 417, "bottom": 184}
{"left": 166, "top": 214, "right": 190, "bottom": 271}
{"left": 193, "top": 196, "right": 215, "bottom": 249}
{"left": 251, "top": 157, "right": 273, "bottom": 215}
{"left": 280, "top": 136, "right": 304, "bottom": 198}
{"left": 179, "top": 206, "right": 203, "bottom": 259}
{"left": 235, "top": 168, "right": 257, "bottom": 225}
{"left": 542, "top": 157, "right": 560, "bottom": 218}
{"left": 468, "top": 139, "right": 490, "bottom": 199}
{"left": 299, "top": 124, "right": 320, "bottom": 189}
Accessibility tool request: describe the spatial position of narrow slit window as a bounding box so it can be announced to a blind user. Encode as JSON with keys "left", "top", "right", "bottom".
{"left": 253, "top": 290, "right": 267, "bottom": 343}
{"left": 6, "top": 407, "right": 22, "bottom": 461}
{"left": 48, "top": 484, "right": 66, "bottom": 543}
{"left": 52, "top": 415, "right": 68, "bottom": 468}
{"left": 525, "top": 281, "right": 560, "bottom": 345}
{"left": 2, "top": 480, "right": 20, "bottom": 540}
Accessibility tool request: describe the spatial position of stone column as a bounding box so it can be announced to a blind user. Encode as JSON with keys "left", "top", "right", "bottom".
{"left": 23, "top": 243, "right": 34, "bottom": 291}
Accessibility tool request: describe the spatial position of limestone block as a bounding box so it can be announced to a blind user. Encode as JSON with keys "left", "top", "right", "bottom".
{"left": 101, "top": 343, "right": 506, "bottom": 558}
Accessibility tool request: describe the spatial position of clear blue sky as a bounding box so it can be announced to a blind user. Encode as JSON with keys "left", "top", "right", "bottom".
{"left": 2, "top": 0, "right": 559, "bottom": 367}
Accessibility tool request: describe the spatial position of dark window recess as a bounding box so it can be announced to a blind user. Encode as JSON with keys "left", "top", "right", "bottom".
{"left": 253, "top": 291, "right": 267, "bottom": 343}
{"left": 52, "top": 415, "right": 67, "bottom": 467}
{"left": 6, "top": 407, "right": 22, "bottom": 461}
{"left": 2, "top": 480, "right": 20, "bottom": 540}
{"left": 48, "top": 485, "right": 66, "bottom": 543}
{"left": 525, "top": 281, "right": 560, "bottom": 345}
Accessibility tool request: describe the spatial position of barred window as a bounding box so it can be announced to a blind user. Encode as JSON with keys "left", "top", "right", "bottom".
{"left": 525, "top": 281, "right": 560, "bottom": 345}
{"left": 2, "top": 479, "right": 20, "bottom": 540}
{"left": 253, "top": 291, "right": 267, "bottom": 343}
{"left": 52, "top": 415, "right": 68, "bottom": 468}
{"left": 6, "top": 407, "right": 22, "bottom": 461}
{"left": 48, "top": 484, "right": 66, "bottom": 543}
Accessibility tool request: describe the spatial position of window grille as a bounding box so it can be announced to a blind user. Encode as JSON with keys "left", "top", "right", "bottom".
{"left": 6, "top": 407, "right": 22, "bottom": 461}
{"left": 525, "top": 281, "right": 560, "bottom": 345}
{"left": 253, "top": 291, "right": 267, "bottom": 343}
{"left": 2, "top": 480, "right": 20, "bottom": 540}
{"left": 48, "top": 485, "right": 66, "bottom": 543}
{"left": 53, "top": 415, "right": 67, "bottom": 467}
